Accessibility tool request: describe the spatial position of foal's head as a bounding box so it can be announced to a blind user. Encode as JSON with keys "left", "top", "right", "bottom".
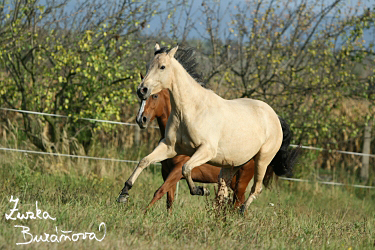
{"left": 136, "top": 88, "right": 170, "bottom": 129}
{"left": 137, "top": 43, "right": 178, "bottom": 100}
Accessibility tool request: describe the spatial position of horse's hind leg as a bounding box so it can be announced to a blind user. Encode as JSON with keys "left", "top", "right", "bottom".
{"left": 240, "top": 151, "right": 275, "bottom": 214}
{"left": 232, "top": 162, "right": 255, "bottom": 208}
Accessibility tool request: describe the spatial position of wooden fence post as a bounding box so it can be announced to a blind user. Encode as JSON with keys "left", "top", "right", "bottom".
{"left": 134, "top": 125, "right": 141, "bottom": 146}
{"left": 361, "top": 118, "right": 373, "bottom": 181}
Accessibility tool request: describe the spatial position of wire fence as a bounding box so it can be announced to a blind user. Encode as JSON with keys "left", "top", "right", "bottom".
{"left": 1, "top": 107, "right": 373, "bottom": 157}
{"left": 0, "top": 146, "right": 373, "bottom": 189}
{"left": 0, "top": 107, "right": 374, "bottom": 189}
{"left": 0, "top": 107, "right": 159, "bottom": 128}
{"left": 289, "top": 144, "right": 374, "bottom": 158}
{"left": 279, "top": 177, "right": 375, "bottom": 189}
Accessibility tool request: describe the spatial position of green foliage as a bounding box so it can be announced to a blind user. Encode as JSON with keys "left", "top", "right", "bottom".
{"left": 0, "top": 0, "right": 154, "bottom": 152}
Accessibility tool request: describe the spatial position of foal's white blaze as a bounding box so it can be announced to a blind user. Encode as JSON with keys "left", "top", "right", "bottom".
{"left": 136, "top": 100, "right": 146, "bottom": 123}
{"left": 128, "top": 44, "right": 283, "bottom": 212}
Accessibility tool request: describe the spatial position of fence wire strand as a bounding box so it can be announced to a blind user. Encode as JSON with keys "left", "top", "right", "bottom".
{"left": 0, "top": 107, "right": 374, "bottom": 189}
{"left": 0, "top": 146, "right": 373, "bottom": 189}
{"left": 1, "top": 107, "right": 373, "bottom": 157}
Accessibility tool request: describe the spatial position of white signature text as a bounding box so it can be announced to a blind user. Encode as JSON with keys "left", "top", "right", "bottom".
{"left": 5, "top": 196, "right": 106, "bottom": 245}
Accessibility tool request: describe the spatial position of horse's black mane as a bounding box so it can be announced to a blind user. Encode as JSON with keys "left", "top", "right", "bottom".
{"left": 154, "top": 46, "right": 205, "bottom": 86}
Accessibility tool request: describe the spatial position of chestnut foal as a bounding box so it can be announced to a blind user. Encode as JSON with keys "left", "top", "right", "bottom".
{"left": 136, "top": 88, "right": 273, "bottom": 211}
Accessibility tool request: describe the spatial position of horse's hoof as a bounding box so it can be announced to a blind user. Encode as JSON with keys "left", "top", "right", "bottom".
{"left": 239, "top": 204, "right": 246, "bottom": 216}
{"left": 196, "top": 186, "right": 210, "bottom": 196}
{"left": 117, "top": 194, "right": 129, "bottom": 203}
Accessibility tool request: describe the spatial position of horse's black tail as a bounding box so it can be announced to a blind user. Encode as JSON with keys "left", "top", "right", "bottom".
{"left": 270, "top": 117, "right": 301, "bottom": 177}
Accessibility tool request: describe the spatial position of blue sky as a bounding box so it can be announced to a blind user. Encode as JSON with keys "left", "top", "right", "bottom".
{"left": 37, "top": 0, "right": 375, "bottom": 43}
{"left": 144, "top": 0, "right": 375, "bottom": 43}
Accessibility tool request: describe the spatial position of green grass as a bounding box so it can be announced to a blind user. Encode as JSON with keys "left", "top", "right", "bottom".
{"left": 0, "top": 148, "right": 374, "bottom": 249}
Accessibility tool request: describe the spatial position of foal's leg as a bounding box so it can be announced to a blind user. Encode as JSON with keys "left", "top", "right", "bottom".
{"left": 147, "top": 159, "right": 222, "bottom": 211}
{"left": 182, "top": 144, "right": 216, "bottom": 196}
{"left": 146, "top": 166, "right": 182, "bottom": 210}
{"left": 166, "top": 184, "right": 177, "bottom": 211}
{"left": 162, "top": 166, "right": 176, "bottom": 211}
{"left": 240, "top": 152, "right": 274, "bottom": 213}
{"left": 232, "top": 163, "right": 255, "bottom": 208}
{"left": 117, "top": 139, "right": 176, "bottom": 203}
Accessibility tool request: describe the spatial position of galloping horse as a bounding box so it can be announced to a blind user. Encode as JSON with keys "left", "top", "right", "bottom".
{"left": 118, "top": 44, "right": 298, "bottom": 213}
{"left": 136, "top": 86, "right": 274, "bottom": 210}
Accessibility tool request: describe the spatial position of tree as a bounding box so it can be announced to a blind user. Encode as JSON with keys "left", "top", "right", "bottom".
{"left": 0, "top": 0, "right": 159, "bottom": 153}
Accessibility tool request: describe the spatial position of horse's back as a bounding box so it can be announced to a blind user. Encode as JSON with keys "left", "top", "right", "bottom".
{"left": 223, "top": 98, "right": 281, "bottom": 137}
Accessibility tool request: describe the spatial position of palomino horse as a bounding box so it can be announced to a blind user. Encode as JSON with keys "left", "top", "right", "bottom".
{"left": 136, "top": 86, "right": 274, "bottom": 210}
{"left": 118, "top": 44, "right": 298, "bottom": 213}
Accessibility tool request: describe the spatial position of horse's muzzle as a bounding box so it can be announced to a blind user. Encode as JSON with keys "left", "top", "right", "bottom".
{"left": 137, "top": 85, "right": 150, "bottom": 100}
{"left": 136, "top": 115, "right": 149, "bottom": 129}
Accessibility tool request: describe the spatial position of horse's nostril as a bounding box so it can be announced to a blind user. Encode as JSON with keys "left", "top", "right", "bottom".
{"left": 142, "top": 116, "right": 147, "bottom": 123}
{"left": 141, "top": 87, "right": 148, "bottom": 94}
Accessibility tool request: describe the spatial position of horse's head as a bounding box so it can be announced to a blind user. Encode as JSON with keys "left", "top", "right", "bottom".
{"left": 136, "top": 90, "right": 170, "bottom": 129}
{"left": 137, "top": 43, "right": 178, "bottom": 100}
{"left": 136, "top": 73, "right": 170, "bottom": 129}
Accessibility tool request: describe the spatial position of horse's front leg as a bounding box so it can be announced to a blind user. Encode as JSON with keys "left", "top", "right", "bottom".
{"left": 117, "top": 139, "right": 176, "bottom": 203}
{"left": 182, "top": 144, "right": 216, "bottom": 196}
{"left": 145, "top": 165, "right": 182, "bottom": 211}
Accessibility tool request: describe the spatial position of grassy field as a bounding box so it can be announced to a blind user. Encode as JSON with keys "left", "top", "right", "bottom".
{"left": 0, "top": 144, "right": 374, "bottom": 249}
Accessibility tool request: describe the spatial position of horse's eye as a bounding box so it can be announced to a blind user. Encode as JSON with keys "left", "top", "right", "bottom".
{"left": 152, "top": 94, "right": 158, "bottom": 99}
{"left": 160, "top": 65, "right": 165, "bottom": 70}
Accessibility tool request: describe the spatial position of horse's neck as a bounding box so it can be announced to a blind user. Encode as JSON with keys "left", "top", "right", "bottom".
{"left": 156, "top": 113, "right": 168, "bottom": 138}
{"left": 156, "top": 96, "right": 172, "bottom": 139}
{"left": 169, "top": 62, "right": 207, "bottom": 119}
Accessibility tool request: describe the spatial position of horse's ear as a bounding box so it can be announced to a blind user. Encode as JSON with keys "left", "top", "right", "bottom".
{"left": 140, "top": 73, "right": 144, "bottom": 80}
{"left": 154, "top": 42, "right": 160, "bottom": 52}
{"left": 168, "top": 45, "right": 178, "bottom": 58}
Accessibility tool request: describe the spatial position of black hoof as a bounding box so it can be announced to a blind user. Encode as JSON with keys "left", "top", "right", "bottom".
{"left": 117, "top": 194, "right": 129, "bottom": 203}
{"left": 239, "top": 204, "right": 246, "bottom": 216}
{"left": 196, "top": 186, "right": 210, "bottom": 196}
